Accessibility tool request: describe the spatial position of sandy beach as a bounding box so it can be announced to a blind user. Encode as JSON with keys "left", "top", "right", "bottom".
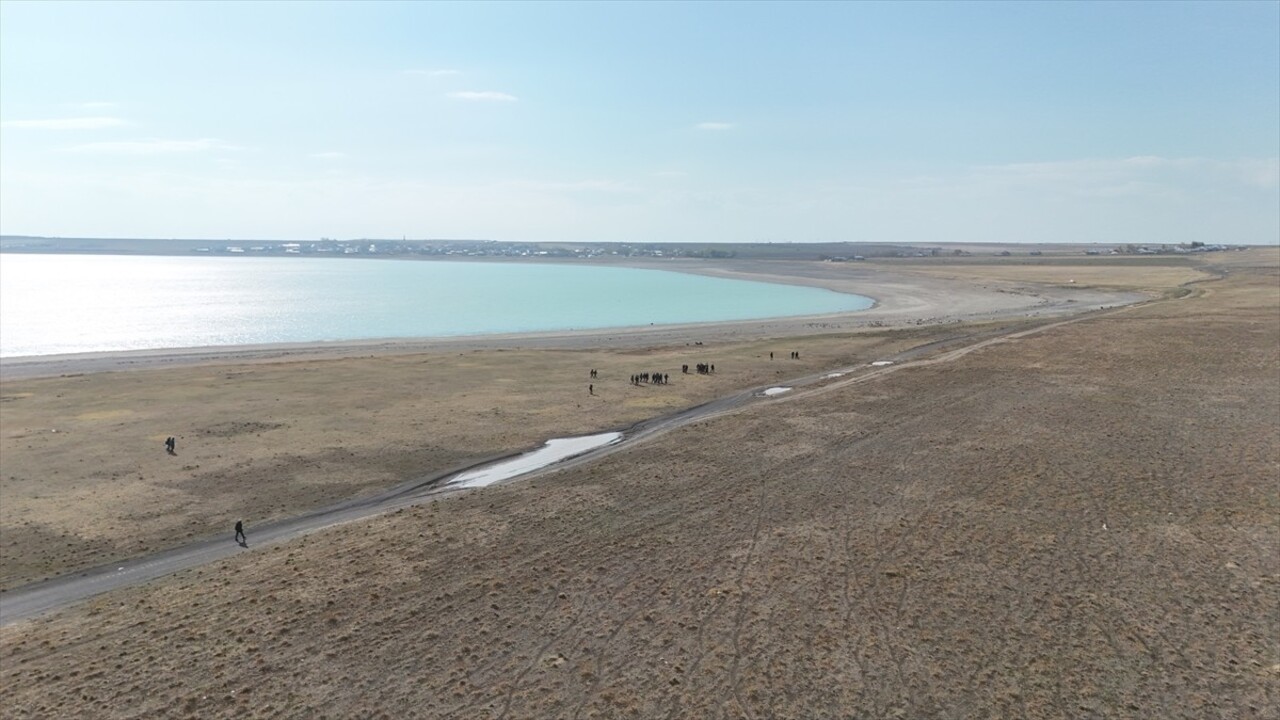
{"left": 1, "top": 251, "right": 1274, "bottom": 718}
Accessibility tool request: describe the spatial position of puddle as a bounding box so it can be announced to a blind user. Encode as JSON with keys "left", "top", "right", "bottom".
{"left": 870, "top": 361, "right": 894, "bottom": 366}
{"left": 762, "top": 387, "right": 792, "bottom": 396}
{"left": 448, "top": 432, "right": 622, "bottom": 489}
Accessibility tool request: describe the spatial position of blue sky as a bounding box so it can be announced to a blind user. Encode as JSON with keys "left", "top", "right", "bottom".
{"left": 1, "top": 1, "right": 1276, "bottom": 244}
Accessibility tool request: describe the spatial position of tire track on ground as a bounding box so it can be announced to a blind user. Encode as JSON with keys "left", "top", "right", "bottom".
{"left": 724, "top": 480, "right": 770, "bottom": 720}
{"left": 1, "top": 299, "right": 1174, "bottom": 627}
{"left": 561, "top": 507, "right": 716, "bottom": 719}
{"left": 660, "top": 481, "right": 765, "bottom": 720}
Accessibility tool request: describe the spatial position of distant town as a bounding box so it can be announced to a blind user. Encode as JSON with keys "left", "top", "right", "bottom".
{"left": 0, "top": 235, "right": 1248, "bottom": 261}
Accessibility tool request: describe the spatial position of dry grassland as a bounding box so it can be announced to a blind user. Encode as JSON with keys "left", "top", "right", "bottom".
{"left": 1, "top": 251, "right": 1276, "bottom": 718}
{"left": 878, "top": 255, "right": 1210, "bottom": 292}
{"left": 1, "top": 322, "right": 944, "bottom": 589}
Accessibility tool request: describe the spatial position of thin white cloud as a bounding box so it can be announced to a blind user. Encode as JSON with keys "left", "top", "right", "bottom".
{"left": 3, "top": 116, "right": 129, "bottom": 130}
{"left": 967, "top": 155, "right": 1280, "bottom": 193}
{"left": 500, "top": 178, "right": 632, "bottom": 194}
{"left": 448, "top": 91, "right": 517, "bottom": 102}
{"left": 7, "top": 152, "right": 1274, "bottom": 245}
{"left": 309, "top": 151, "right": 348, "bottom": 160}
{"left": 404, "top": 68, "right": 461, "bottom": 77}
{"left": 796, "top": 154, "right": 1280, "bottom": 245}
{"left": 63, "top": 138, "right": 240, "bottom": 154}
{"left": 695, "top": 122, "right": 733, "bottom": 131}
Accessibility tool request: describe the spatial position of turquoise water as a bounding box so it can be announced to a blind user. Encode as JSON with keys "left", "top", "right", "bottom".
{"left": 0, "top": 254, "right": 873, "bottom": 357}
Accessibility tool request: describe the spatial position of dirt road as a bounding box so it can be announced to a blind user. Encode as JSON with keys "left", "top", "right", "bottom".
{"left": 0, "top": 314, "right": 1072, "bottom": 625}
{"left": 1, "top": 253, "right": 1273, "bottom": 719}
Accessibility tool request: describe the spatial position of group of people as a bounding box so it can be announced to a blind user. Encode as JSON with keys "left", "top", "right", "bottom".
{"left": 594, "top": 361, "right": 723, "bottom": 388}
{"left": 631, "top": 371, "right": 669, "bottom": 385}
{"left": 610, "top": 360, "right": 723, "bottom": 386}
{"left": 162, "top": 433, "right": 248, "bottom": 545}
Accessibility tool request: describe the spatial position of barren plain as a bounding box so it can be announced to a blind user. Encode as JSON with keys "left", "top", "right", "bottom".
{"left": 0, "top": 251, "right": 1275, "bottom": 719}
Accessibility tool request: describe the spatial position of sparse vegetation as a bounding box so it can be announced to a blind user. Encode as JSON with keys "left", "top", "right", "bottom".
{"left": 1, "top": 251, "right": 1275, "bottom": 718}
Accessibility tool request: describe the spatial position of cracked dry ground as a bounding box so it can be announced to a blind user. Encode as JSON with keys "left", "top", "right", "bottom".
{"left": 3, "top": 266, "right": 1277, "bottom": 719}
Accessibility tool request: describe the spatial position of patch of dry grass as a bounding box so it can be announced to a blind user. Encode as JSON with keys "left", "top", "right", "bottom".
{"left": 0, "top": 254, "right": 1275, "bottom": 718}
{"left": 880, "top": 255, "right": 1211, "bottom": 290}
{"left": 1, "top": 329, "right": 936, "bottom": 589}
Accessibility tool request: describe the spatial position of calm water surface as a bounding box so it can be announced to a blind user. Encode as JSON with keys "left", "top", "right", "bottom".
{"left": 0, "top": 254, "right": 872, "bottom": 357}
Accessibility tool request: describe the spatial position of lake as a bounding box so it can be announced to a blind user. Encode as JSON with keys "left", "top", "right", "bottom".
{"left": 0, "top": 254, "right": 873, "bottom": 357}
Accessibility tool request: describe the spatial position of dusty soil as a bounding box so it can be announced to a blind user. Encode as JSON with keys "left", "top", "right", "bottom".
{"left": 0, "top": 257, "right": 1146, "bottom": 590}
{"left": 876, "top": 255, "right": 1208, "bottom": 291}
{"left": 1, "top": 324, "right": 992, "bottom": 591}
{"left": 0, "top": 251, "right": 1276, "bottom": 718}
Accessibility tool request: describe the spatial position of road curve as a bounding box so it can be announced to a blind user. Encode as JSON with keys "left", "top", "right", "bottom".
{"left": 0, "top": 301, "right": 1163, "bottom": 627}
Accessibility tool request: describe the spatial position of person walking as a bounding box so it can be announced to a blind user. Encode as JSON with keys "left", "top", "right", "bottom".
{"left": 234, "top": 520, "right": 246, "bottom": 545}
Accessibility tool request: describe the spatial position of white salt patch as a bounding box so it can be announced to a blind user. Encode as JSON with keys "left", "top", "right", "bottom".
{"left": 762, "top": 387, "right": 792, "bottom": 396}
{"left": 448, "top": 432, "right": 622, "bottom": 489}
{"left": 823, "top": 372, "right": 845, "bottom": 378}
{"left": 871, "top": 360, "right": 894, "bottom": 366}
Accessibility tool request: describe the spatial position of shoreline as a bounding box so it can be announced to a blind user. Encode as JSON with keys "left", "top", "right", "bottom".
{"left": 0, "top": 257, "right": 1148, "bottom": 379}
{"left": 0, "top": 307, "right": 1109, "bottom": 625}
{"left": 1, "top": 256, "right": 1273, "bottom": 717}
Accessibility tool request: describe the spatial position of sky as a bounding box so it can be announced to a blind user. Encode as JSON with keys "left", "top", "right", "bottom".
{"left": 1, "top": 1, "right": 1276, "bottom": 245}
